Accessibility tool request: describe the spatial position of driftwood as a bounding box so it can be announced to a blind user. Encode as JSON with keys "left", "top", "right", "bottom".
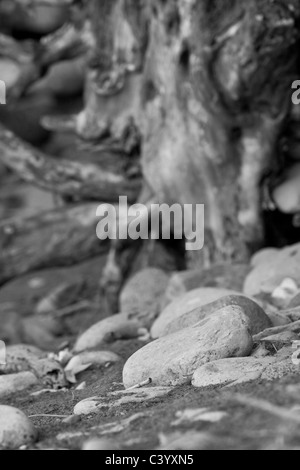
{"left": 0, "top": 203, "right": 108, "bottom": 286}
{"left": 0, "top": 125, "right": 142, "bottom": 203}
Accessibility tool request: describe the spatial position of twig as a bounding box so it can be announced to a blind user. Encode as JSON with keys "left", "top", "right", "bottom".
{"left": 29, "top": 414, "right": 70, "bottom": 419}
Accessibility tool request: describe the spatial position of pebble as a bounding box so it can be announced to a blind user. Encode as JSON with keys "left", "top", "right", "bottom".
{"left": 120, "top": 268, "right": 169, "bottom": 328}
{"left": 0, "top": 406, "right": 37, "bottom": 450}
{"left": 151, "top": 288, "right": 243, "bottom": 338}
{"left": 192, "top": 357, "right": 275, "bottom": 389}
{"left": 74, "top": 313, "right": 143, "bottom": 353}
{"left": 152, "top": 294, "right": 270, "bottom": 338}
{"left": 244, "top": 243, "right": 300, "bottom": 297}
{"left": 0, "top": 372, "right": 38, "bottom": 399}
{"left": 123, "top": 307, "right": 253, "bottom": 388}
{"left": 74, "top": 397, "right": 105, "bottom": 416}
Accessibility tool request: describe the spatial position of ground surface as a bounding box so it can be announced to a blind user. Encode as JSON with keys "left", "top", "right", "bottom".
{"left": 1, "top": 177, "right": 300, "bottom": 451}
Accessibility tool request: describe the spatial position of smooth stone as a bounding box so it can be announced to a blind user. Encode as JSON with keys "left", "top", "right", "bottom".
{"left": 163, "top": 264, "right": 251, "bottom": 306}
{"left": 0, "top": 372, "right": 38, "bottom": 399}
{"left": 152, "top": 294, "right": 270, "bottom": 338}
{"left": 123, "top": 307, "right": 253, "bottom": 388}
{"left": 251, "top": 248, "right": 280, "bottom": 268}
{"left": 271, "top": 278, "right": 299, "bottom": 309}
{"left": 120, "top": 268, "right": 169, "bottom": 328}
{"left": 192, "top": 357, "right": 275, "bottom": 389}
{"left": 74, "top": 313, "right": 142, "bottom": 353}
{"left": 0, "top": 406, "right": 37, "bottom": 450}
{"left": 74, "top": 397, "right": 104, "bottom": 416}
{"left": 267, "top": 310, "right": 292, "bottom": 327}
{"left": 244, "top": 243, "right": 300, "bottom": 297}
{"left": 151, "top": 288, "right": 242, "bottom": 339}
{"left": 288, "top": 292, "right": 300, "bottom": 309}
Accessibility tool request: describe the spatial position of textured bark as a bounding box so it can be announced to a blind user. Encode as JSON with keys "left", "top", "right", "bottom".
{"left": 84, "top": 0, "right": 300, "bottom": 265}
{"left": 0, "top": 124, "right": 142, "bottom": 203}
{"left": 0, "top": 204, "right": 108, "bottom": 286}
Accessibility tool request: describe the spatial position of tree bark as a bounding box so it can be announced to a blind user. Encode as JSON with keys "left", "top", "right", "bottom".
{"left": 0, "top": 124, "right": 142, "bottom": 203}
{"left": 0, "top": 204, "right": 108, "bottom": 286}
{"left": 83, "top": 0, "right": 300, "bottom": 265}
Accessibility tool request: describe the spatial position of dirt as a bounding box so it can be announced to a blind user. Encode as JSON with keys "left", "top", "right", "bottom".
{"left": 1, "top": 180, "right": 300, "bottom": 451}
{"left": 2, "top": 326, "right": 300, "bottom": 450}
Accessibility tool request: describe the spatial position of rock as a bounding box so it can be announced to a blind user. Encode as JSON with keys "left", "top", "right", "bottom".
{"left": 192, "top": 358, "right": 275, "bottom": 389}
{"left": 0, "top": 406, "right": 37, "bottom": 449}
{"left": 74, "top": 313, "right": 143, "bottom": 353}
{"left": 163, "top": 265, "right": 250, "bottom": 306}
{"left": 271, "top": 278, "right": 299, "bottom": 309}
{"left": 281, "top": 306, "right": 300, "bottom": 322}
{"left": 123, "top": 307, "right": 253, "bottom": 388}
{"left": 288, "top": 292, "right": 300, "bottom": 309}
{"left": 120, "top": 268, "right": 169, "bottom": 328}
{"left": 244, "top": 243, "right": 300, "bottom": 297}
{"left": 152, "top": 294, "right": 270, "bottom": 338}
{"left": 267, "top": 310, "right": 292, "bottom": 327}
{"left": 82, "top": 438, "right": 119, "bottom": 451}
{"left": 151, "top": 288, "right": 242, "bottom": 338}
{"left": 261, "top": 359, "right": 300, "bottom": 381}
{"left": 0, "top": 372, "right": 38, "bottom": 399}
{"left": 65, "top": 351, "right": 121, "bottom": 383}
{"left": 74, "top": 397, "right": 104, "bottom": 416}
{"left": 251, "top": 248, "right": 280, "bottom": 268}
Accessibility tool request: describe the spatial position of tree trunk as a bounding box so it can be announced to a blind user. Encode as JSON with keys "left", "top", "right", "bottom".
{"left": 0, "top": 124, "right": 142, "bottom": 203}
{"left": 82, "top": 0, "right": 300, "bottom": 266}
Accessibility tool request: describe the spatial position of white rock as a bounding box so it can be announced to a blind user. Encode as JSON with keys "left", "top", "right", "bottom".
{"left": 152, "top": 294, "right": 270, "bottom": 338}
{"left": 123, "top": 307, "right": 253, "bottom": 388}
{"left": 74, "top": 397, "right": 104, "bottom": 416}
{"left": 0, "top": 372, "right": 39, "bottom": 399}
{"left": 0, "top": 406, "right": 37, "bottom": 449}
{"left": 74, "top": 314, "right": 142, "bottom": 353}
{"left": 271, "top": 278, "right": 299, "bottom": 309}
{"left": 151, "top": 288, "right": 241, "bottom": 339}
{"left": 251, "top": 248, "right": 280, "bottom": 268}
{"left": 192, "top": 357, "right": 275, "bottom": 389}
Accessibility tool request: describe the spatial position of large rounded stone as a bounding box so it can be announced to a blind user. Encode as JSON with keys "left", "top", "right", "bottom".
{"left": 123, "top": 307, "right": 253, "bottom": 388}
{"left": 0, "top": 406, "right": 37, "bottom": 449}
{"left": 151, "top": 292, "right": 270, "bottom": 339}
{"left": 151, "top": 288, "right": 240, "bottom": 338}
